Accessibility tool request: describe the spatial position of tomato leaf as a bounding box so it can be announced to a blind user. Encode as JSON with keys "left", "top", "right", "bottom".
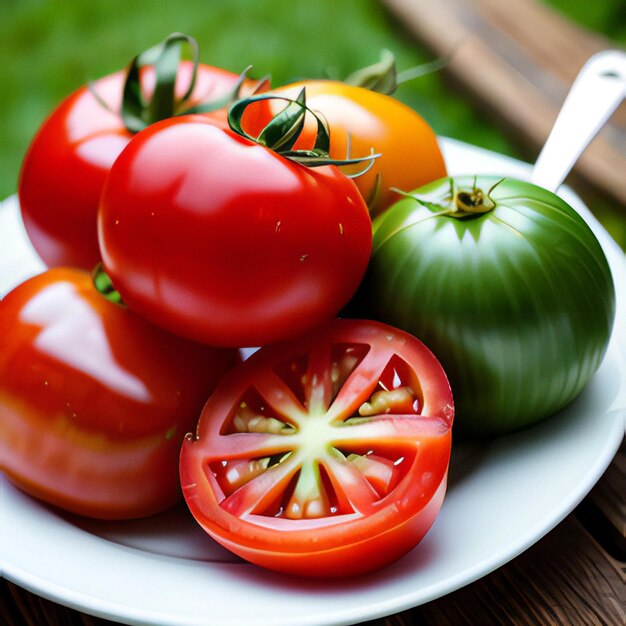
{"left": 228, "top": 90, "right": 380, "bottom": 173}
{"left": 119, "top": 32, "right": 271, "bottom": 130}
{"left": 144, "top": 33, "right": 192, "bottom": 123}
{"left": 343, "top": 49, "right": 398, "bottom": 95}
{"left": 120, "top": 33, "right": 200, "bottom": 132}
{"left": 257, "top": 88, "right": 308, "bottom": 152}
{"left": 121, "top": 57, "right": 146, "bottom": 133}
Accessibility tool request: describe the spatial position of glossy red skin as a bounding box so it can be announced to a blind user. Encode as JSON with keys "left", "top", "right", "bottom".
{"left": 180, "top": 319, "right": 454, "bottom": 577}
{"left": 18, "top": 61, "right": 254, "bottom": 270}
{"left": 98, "top": 116, "right": 373, "bottom": 348}
{"left": 0, "top": 268, "right": 239, "bottom": 520}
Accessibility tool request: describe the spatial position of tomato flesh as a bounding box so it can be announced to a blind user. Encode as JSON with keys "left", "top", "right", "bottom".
{"left": 180, "top": 319, "right": 453, "bottom": 577}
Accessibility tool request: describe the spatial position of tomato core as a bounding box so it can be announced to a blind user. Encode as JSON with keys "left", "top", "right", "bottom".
{"left": 454, "top": 187, "right": 495, "bottom": 216}
{"left": 180, "top": 319, "right": 454, "bottom": 576}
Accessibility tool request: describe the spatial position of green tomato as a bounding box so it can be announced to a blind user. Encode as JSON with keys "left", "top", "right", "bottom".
{"left": 360, "top": 176, "right": 616, "bottom": 436}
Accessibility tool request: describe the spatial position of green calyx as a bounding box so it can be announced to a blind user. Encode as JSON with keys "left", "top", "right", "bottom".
{"left": 401, "top": 178, "right": 502, "bottom": 220}
{"left": 120, "top": 32, "right": 198, "bottom": 132}
{"left": 92, "top": 264, "right": 124, "bottom": 306}
{"left": 227, "top": 88, "right": 379, "bottom": 174}
{"left": 91, "top": 33, "right": 266, "bottom": 133}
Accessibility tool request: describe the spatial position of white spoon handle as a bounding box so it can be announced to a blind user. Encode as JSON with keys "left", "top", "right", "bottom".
{"left": 531, "top": 49, "right": 626, "bottom": 193}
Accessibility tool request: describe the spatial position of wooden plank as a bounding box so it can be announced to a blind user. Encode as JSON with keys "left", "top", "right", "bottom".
{"left": 406, "top": 515, "right": 625, "bottom": 625}
{"left": 3, "top": 580, "right": 117, "bottom": 626}
{"left": 382, "top": 0, "right": 626, "bottom": 207}
{"left": 576, "top": 443, "right": 625, "bottom": 560}
{"left": 590, "top": 444, "right": 625, "bottom": 538}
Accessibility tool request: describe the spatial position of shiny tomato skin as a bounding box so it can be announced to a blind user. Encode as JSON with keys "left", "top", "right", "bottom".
{"left": 0, "top": 268, "right": 239, "bottom": 519}
{"left": 180, "top": 318, "right": 454, "bottom": 577}
{"left": 18, "top": 61, "right": 251, "bottom": 270}
{"left": 98, "top": 116, "right": 373, "bottom": 348}
{"left": 243, "top": 80, "right": 447, "bottom": 215}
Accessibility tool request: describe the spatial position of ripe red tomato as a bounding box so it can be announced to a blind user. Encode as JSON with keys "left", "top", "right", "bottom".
{"left": 98, "top": 115, "right": 372, "bottom": 348}
{"left": 243, "top": 80, "right": 447, "bottom": 215}
{"left": 18, "top": 60, "right": 259, "bottom": 270}
{"left": 180, "top": 319, "right": 454, "bottom": 577}
{"left": 0, "top": 268, "right": 239, "bottom": 520}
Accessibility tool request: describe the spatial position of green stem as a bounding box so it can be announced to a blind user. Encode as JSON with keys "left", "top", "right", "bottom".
{"left": 343, "top": 49, "right": 452, "bottom": 95}
{"left": 396, "top": 55, "right": 451, "bottom": 84}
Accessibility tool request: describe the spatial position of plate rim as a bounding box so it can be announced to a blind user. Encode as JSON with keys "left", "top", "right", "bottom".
{"left": 2, "top": 136, "right": 624, "bottom": 626}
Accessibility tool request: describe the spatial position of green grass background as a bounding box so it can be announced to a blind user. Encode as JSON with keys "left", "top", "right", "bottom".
{"left": 1, "top": 0, "right": 624, "bottom": 244}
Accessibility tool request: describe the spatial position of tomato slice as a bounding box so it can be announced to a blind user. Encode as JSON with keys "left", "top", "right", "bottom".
{"left": 180, "top": 319, "right": 454, "bottom": 577}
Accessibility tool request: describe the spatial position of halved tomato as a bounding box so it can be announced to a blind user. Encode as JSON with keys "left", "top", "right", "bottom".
{"left": 180, "top": 319, "right": 454, "bottom": 577}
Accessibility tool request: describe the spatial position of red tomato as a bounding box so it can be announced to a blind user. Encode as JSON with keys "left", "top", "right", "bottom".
{"left": 243, "top": 80, "right": 447, "bottom": 215}
{"left": 180, "top": 319, "right": 454, "bottom": 577}
{"left": 0, "top": 268, "right": 239, "bottom": 519}
{"left": 98, "top": 116, "right": 372, "bottom": 348}
{"left": 18, "top": 60, "right": 259, "bottom": 270}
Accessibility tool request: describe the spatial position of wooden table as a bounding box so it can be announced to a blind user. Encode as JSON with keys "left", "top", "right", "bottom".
{"left": 383, "top": 0, "right": 626, "bottom": 209}
{"left": 3, "top": 2, "right": 624, "bottom": 624}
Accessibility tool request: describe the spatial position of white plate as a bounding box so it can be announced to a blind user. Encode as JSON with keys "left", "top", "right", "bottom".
{"left": 2, "top": 138, "right": 624, "bottom": 626}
